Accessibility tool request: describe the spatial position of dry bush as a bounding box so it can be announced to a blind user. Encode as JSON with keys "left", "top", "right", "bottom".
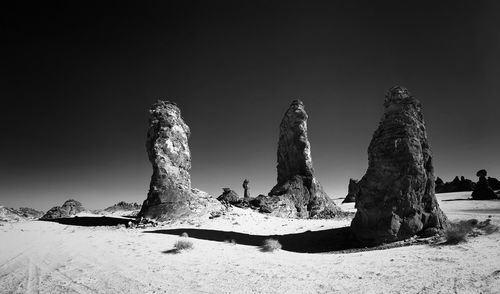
{"left": 444, "top": 218, "right": 499, "bottom": 245}
{"left": 444, "top": 222, "right": 472, "bottom": 245}
{"left": 476, "top": 219, "right": 499, "bottom": 235}
{"left": 174, "top": 239, "right": 193, "bottom": 251}
{"left": 260, "top": 238, "right": 282, "bottom": 252}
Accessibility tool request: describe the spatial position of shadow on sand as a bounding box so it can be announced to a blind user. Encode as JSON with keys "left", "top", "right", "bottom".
{"left": 145, "top": 227, "right": 361, "bottom": 253}
{"left": 40, "top": 216, "right": 133, "bottom": 227}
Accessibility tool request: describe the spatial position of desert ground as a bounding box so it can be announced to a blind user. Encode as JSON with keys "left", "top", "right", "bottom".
{"left": 1, "top": 192, "right": 500, "bottom": 294}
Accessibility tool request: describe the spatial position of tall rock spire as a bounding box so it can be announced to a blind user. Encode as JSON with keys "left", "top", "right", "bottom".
{"left": 138, "top": 100, "right": 222, "bottom": 220}
{"left": 351, "top": 86, "right": 448, "bottom": 244}
{"left": 265, "top": 100, "right": 341, "bottom": 218}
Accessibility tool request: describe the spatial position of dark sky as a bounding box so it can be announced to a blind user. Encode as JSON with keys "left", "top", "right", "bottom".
{"left": 1, "top": 1, "right": 499, "bottom": 210}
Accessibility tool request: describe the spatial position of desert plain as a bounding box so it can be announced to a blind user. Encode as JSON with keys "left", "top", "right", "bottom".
{"left": 1, "top": 191, "right": 499, "bottom": 294}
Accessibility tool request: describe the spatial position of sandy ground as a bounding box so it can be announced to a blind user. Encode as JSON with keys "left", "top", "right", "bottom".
{"left": 1, "top": 192, "right": 500, "bottom": 294}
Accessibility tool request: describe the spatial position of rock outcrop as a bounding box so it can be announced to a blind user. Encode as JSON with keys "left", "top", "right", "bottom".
{"left": 41, "top": 199, "right": 87, "bottom": 219}
{"left": 96, "top": 201, "right": 143, "bottom": 217}
{"left": 471, "top": 169, "right": 498, "bottom": 200}
{"left": 351, "top": 86, "right": 448, "bottom": 245}
{"left": 342, "top": 179, "right": 359, "bottom": 203}
{"left": 138, "top": 100, "right": 223, "bottom": 220}
{"left": 435, "top": 176, "right": 475, "bottom": 193}
{"left": 259, "top": 100, "right": 341, "bottom": 218}
{"left": 9, "top": 207, "right": 45, "bottom": 219}
{"left": 0, "top": 206, "right": 24, "bottom": 222}
{"left": 217, "top": 188, "right": 241, "bottom": 205}
{"left": 104, "top": 201, "right": 142, "bottom": 212}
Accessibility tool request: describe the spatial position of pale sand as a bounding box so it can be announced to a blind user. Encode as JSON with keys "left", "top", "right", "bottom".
{"left": 1, "top": 192, "right": 500, "bottom": 294}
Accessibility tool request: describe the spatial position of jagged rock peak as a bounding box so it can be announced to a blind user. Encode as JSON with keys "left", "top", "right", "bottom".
{"left": 342, "top": 178, "right": 359, "bottom": 203}
{"left": 384, "top": 85, "right": 418, "bottom": 106}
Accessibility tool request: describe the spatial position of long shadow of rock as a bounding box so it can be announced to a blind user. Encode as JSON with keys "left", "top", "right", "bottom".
{"left": 441, "top": 198, "right": 472, "bottom": 202}
{"left": 145, "top": 227, "right": 361, "bottom": 253}
{"left": 40, "top": 216, "right": 133, "bottom": 227}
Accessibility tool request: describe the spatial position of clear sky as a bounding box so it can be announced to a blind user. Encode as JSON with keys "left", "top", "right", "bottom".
{"left": 1, "top": 1, "right": 499, "bottom": 210}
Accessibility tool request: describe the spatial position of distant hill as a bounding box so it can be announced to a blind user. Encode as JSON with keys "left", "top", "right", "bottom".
{"left": 93, "top": 201, "right": 142, "bottom": 217}
{"left": 10, "top": 207, "right": 45, "bottom": 219}
{"left": 0, "top": 206, "right": 24, "bottom": 222}
{"left": 0, "top": 206, "right": 45, "bottom": 222}
{"left": 41, "top": 199, "right": 87, "bottom": 219}
{"left": 104, "top": 201, "right": 141, "bottom": 212}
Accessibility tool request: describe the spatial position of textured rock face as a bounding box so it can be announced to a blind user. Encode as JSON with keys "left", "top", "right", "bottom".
{"left": 342, "top": 179, "right": 359, "bottom": 203}
{"left": 351, "top": 86, "right": 448, "bottom": 245}
{"left": 104, "top": 201, "right": 142, "bottom": 212}
{"left": 265, "top": 100, "right": 341, "bottom": 218}
{"left": 0, "top": 206, "right": 24, "bottom": 222}
{"left": 472, "top": 169, "right": 498, "bottom": 200}
{"left": 41, "top": 200, "right": 86, "bottom": 219}
{"left": 139, "top": 100, "right": 223, "bottom": 220}
{"left": 8, "top": 207, "right": 45, "bottom": 219}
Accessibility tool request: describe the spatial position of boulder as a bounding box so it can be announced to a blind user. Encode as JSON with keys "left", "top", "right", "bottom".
{"left": 351, "top": 86, "right": 448, "bottom": 245}
{"left": 261, "top": 100, "right": 341, "bottom": 218}
{"left": 342, "top": 179, "right": 359, "bottom": 203}
{"left": 41, "top": 199, "right": 86, "bottom": 219}
{"left": 471, "top": 169, "right": 498, "bottom": 200}
{"left": 217, "top": 188, "right": 241, "bottom": 204}
{"left": 138, "top": 100, "right": 223, "bottom": 220}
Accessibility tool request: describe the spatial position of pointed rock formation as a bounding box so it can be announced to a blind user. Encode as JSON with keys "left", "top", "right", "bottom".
{"left": 262, "top": 100, "right": 341, "bottom": 218}
{"left": 351, "top": 86, "right": 448, "bottom": 245}
{"left": 138, "top": 100, "right": 223, "bottom": 220}
{"left": 342, "top": 179, "right": 359, "bottom": 203}
{"left": 435, "top": 176, "right": 475, "bottom": 193}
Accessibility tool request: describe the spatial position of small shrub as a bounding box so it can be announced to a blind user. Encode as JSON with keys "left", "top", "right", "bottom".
{"left": 174, "top": 239, "right": 193, "bottom": 251}
{"left": 444, "top": 223, "right": 471, "bottom": 245}
{"left": 260, "top": 238, "right": 282, "bottom": 252}
{"left": 180, "top": 232, "right": 189, "bottom": 238}
{"left": 444, "top": 219, "right": 499, "bottom": 245}
{"left": 476, "top": 219, "right": 499, "bottom": 235}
